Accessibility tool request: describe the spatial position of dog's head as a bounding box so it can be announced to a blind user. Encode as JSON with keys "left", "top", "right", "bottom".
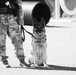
{"left": 32, "top": 17, "right": 46, "bottom": 36}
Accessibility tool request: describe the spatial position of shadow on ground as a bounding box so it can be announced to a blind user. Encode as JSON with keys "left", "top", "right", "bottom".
{"left": 12, "top": 64, "right": 76, "bottom": 71}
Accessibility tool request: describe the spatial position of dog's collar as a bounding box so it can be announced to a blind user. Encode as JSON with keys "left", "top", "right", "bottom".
{"left": 32, "top": 35, "right": 47, "bottom": 43}
{"left": 32, "top": 34, "right": 46, "bottom": 39}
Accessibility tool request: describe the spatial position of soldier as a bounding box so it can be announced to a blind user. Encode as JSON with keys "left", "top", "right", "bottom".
{"left": 0, "top": 0, "right": 30, "bottom": 68}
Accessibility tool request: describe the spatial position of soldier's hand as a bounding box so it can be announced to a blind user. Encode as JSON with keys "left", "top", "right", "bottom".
{"left": 17, "top": 19, "right": 24, "bottom": 25}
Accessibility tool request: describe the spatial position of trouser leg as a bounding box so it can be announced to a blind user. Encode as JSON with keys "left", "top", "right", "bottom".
{"left": 0, "top": 28, "right": 10, "bottom": 67}
{"left": 8, "top": 15, "right": 30, "bottom": 67}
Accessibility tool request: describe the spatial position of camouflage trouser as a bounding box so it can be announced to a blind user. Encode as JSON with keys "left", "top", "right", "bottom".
{"left": 0, "top": 14, "right": 24, "bottom": 57}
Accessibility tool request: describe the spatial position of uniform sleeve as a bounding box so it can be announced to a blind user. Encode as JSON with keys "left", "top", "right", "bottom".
{"left": 16, "top": 0, "right": 24, "bottom": 25}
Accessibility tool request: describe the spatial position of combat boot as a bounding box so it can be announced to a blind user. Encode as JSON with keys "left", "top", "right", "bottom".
{"left": 1, "top": 56, "right": 11, "bottom": 68}
{"left": 17, "top": 55, "right": 31, "bottom": 67}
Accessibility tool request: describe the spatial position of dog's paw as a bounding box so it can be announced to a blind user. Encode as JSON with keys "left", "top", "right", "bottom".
{"left": 44, "top": 64, "right": 49, "bottom": 67}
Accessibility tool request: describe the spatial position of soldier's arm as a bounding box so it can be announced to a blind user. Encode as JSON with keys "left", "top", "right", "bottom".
{"left": 16, "top": 0, "right": 24, "bottom": 25}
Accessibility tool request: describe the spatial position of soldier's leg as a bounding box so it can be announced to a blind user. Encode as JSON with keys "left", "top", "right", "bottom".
{"left": 0, "top": 15, "right": 11, "bottom": 68}
{"left": 8, "top": 15, "right": 30, "bottom": 67}
{"left": 0, "top": 28, "right": 10, "bottom": 67}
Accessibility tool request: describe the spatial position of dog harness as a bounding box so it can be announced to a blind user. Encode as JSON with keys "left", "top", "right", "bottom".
{"left": 32, "top": 34, "right": 47, "bottom": 43}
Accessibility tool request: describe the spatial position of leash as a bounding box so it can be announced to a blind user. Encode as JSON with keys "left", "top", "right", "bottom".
{"left": 21, "top": 25, "right": 33, "bottom": 42}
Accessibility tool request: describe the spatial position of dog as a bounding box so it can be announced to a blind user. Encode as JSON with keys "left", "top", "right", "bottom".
{"left": 28, "top": 18, "right": 47, "bottom": 67}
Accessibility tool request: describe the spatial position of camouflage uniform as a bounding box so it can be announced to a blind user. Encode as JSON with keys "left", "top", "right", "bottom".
{"left": 0, "top": 14, "right": 24, "bottom": 57}
{"left": 0, "top": 0, "right": 30, "bottom": 67}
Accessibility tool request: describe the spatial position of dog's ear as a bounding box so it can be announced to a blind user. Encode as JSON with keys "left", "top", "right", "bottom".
{"left": 40, "top": 17, "right": 45, "bottom": 26}
{"left": 32, "top": 18, "right": 38, "bottom": 26}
